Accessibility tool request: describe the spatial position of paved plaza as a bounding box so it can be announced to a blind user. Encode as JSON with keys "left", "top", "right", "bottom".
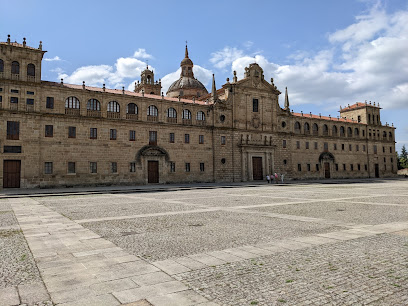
{"left": 0, "top": 179, "right": 407, "bottom": 305}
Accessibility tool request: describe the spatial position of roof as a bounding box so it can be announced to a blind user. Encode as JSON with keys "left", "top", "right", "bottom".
{"left": 292, "top": 112, "right": 362, "bottom": 124}
{"left": 43, "top": 81, "right": 212, "bottom": 106}
{"left": 340, "top": 102, "right": 381, "bottom": 112}
{"left": 0, "top": 41, "right": 44, "bottom": 52}
{"left": 167, "top": 77, "right": 208, "bottom": 94}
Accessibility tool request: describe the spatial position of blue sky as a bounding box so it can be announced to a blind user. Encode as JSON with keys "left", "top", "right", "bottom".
{"left": 1, "top": 0, "right": 407, "bottom": 152}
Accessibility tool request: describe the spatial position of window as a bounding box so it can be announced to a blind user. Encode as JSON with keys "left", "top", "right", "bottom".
{"left": 167, "top": 107, "right": 177, "bottom": 118}
{"left": 281, "top": 121, "right": 286, "bottom": 128}
{"left": 184, "top": 134, "right": 190, "bottom": 144}
{"left": 196, "top": 111, "right": 205, "bottom": 121}
{"left": 358, "top": 164, "right": 361, "bottom": 171}
{"left": 200, "top": 163, "right": 205, "bottom": 172}
{"left": 129, "top": 130, "right": 136, "bottom": 141}
{"left": 296, "top": 141, "right": 300, "bottom": 149}
{"left": 44, "top": 162, "right": 53, "bottom": 174}
{"left": 316, "top": 164, "right": 319, "bottom": 171}
{"left": 335, "top": 164, "right": 339, "bottom": 171}
{"left": 389, "top": 132, "right": 393, "bottom": 139}
{"left": 358, "top": 115, "right": 361, "bottom": 123}
{"left": 45, "top": 125, "right": 53, "bottom": 137}
{"left": 169, "top": 133, "right": 175, "bottom": 143}
{"left": 65, "top": 96, "right": 80, "bottom": 109}
{"left": 253, "top": 99, "right": 259, "bottom": 112}
{"left": 347, "top": 127, "right": 352, "bottom": 137}
{"left": 332, "top": 125, "right": 338, "bottom": 136}
{"left": 382, "top": 146, "right": 385, "bottom": 153}
{"left": 343, "top": 164, "right": 346, "bottom": 171}
{"left": 334, "top": 143, "right": 337, "bottom": 150}
{"left": 221, "top": 136, "right": 226, "bottom": 145}
{"left": 283, "top": 159, "right": 287, "bottom": 165}
{"left": 312, "top": 123, "right": 318, "bottom": 135}
{"left": 298, "top": 164, "right": 302, "bottom": 171}
{"left": 368, "top": 114, "right": 371, "bottom": 124}
{"left": 46, "top": 97, "right": 54, "bottom": 109}
{"left": 10, "top": 97, "right": 18, "bottom": 104}
{"left": 108, "top": 101, "right": 120, "bottom": 112}
{"left": 340, "top": 126, "right": 345, "bottom": 137}
{"left": 0, "top": 96, "right": 2, "bottom": 103}
{"left": 355, "top": 145, "right": 359, "bottom": 151}
{"left": 27, "top": 91, "right": 34, "bottom": 95}
{"left": 221, "top": 158, "right": 226, "bottom": 164}
{"left": 0, "top": 59, "right": 3, "bottom": 72}
{"left": 147, "top": 105, "right": 158, "bottom": 116}
{"left": 304, "top": 123, "right": 310, "bottom": 134}
{"left": 149, "top": 131, "right": 157, "bottom": 145}
{"left": 11, "top": 61, "right": 20, "bottom": 74}
{"left": 307, "top": 164, "right": 311, "bottom": 171}
{"left": 182, "top": 109, "right": 191, "bottom": 119}
{"left": 130, "top": 162, "right": 136, "bottom": 172}
{"left": 362, "top": 130, "right": 365, "bottom": 137}
{"left": 342, "top": 144, "right": 345, "bottom": 151}
{"left": 219, "top": 115, "right": 225, "bottom": 122}
{"left": 365, "top": 164, "right": 368, "bottom": 171}
{"left": 354, "top": 128, "right": 359, "bottom": 137}
{"left": 126, "top": 103, "right": 138, "bottom": 114}
{"left": 3, "top": 146, "right": 21, "bottom": 153}
{"left": 7, "top": 121, "right": 19, "bottom": 140}
{"left": 349, "top": 144, "right": 352, "bottom": 151}
{"left": 199, "top": 135, "right": 204, "bottom": 144}
{"left": 314, "top": 142, "right": 318, "bottom": 150}
{"left": 90, "top": 162, "right": 97, "bottom": 174}
{"left": 383, "top": 157, "right": 386, "bottom": 163}
{"left": 185, "top": 163, "right": 190, "bottom": 172}
{"left": 11, "top": 89, "right": 19, "bottom": 93}
{"left": 306, "top": 142, "right": 309, "bottom": 149}
{"left": 363, "top": 145, "right": 366, "bottom": 152}
{"left": 68, "top": 162, "right": 76, "bottom": 174}
{"left": 324, "top": 142, "right": 328, "bottom": 151}
{"left": 90, "top": 128, "right": 97, "bottom": 139}
{"left": 283, "top": 140, "right": 287, "bottom": 148}
{"left": 110, "top": 129, "right": 117, "bottom": 140}
{"left": 391, "top": 157, "right": 394, "bottom": 163}
{"left": 323, "top": 124, "right": 328, "bottom": 136}
{"left": 87, "top": 99, "right": 101, "bottom": 111}
{"left": 294, "top": 122, "right": 301, "bottom": 133}
{"left": 373, "top": 145, "right": 377, "bottom": 154}
{"left": 170, "top": 162, "right": 176, "bottom": 173}
{"left": 111, "top": 162, "right": 118, "bottom": 173}
{"left": 68, "top": 126, "right": 76, "bottom": 138}
{"left": 27, "top": 64, "right": 35, "bottom": 76}
{"left": 26, "top": 98, "right": 34, "bottom": 105}
{"left": 390, "top": 147, "right": 392, "bottom": 153}
{"left": 350, "top": 164, "right": 354, "bottom": 171}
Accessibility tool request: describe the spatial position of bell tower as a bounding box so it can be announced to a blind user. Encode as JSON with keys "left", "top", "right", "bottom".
{"left": 134, "top": 65, "right": 162, "bottom": 95}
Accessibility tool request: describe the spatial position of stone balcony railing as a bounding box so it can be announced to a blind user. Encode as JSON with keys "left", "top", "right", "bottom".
{"left": 126, "top": 113, "right": 139, "bottom": 120}
{"left": 65, "top": 108, "right": 80, "bottom": 116}
{"left": 11, "top": 74, "right": 20, "bottom": 81}
{"left": 196, "top": 120, "right": 206, "bottom": 126}
{"left": 87, "top": 110, "right": 102, "bottom": 117}
{"left": 147, "top": 115, "right": 158, "bottom": 122}
{"left": 167, "top": 117, "right": 177, "bottom": 124}
{"left": 27, "top": 76, "right": 36, "bottom": 82}
{"left": 26, "top": 105, "right": 34, "bottom": 112}
{"left": 182, "top": 119, "right": 192, "bottom": 125}
{"left": 107, "top": 112, "right": 121, "bottom": 119}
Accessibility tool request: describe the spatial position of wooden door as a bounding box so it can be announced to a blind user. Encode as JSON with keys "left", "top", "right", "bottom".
{"left": 374, "top": 164, "right": 379, "bottom": 178}
{"left": 324, "top": 162, "right": 330, "bottom": 179}
{"left": 252, "top": 157, "right": 263, "bottom": 180}
{"left": 148, "top": 161, "right": 159, "bottom": 183}
{"left": 3, "top": 160, "right": 21, "bottom": 188}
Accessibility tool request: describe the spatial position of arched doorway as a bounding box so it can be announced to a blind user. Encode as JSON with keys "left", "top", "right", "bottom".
{"left": 135, "top": 145, "right": 170, "bottom": 184}
{"left": 319, "top": 152, "right": 335, "bottom": 179}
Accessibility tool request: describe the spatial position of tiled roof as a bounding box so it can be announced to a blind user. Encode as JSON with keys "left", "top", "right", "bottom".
{"left": 340, "top": 102, "right": 380, "bottom": 112}
{"left": 43, "top": 81, "right": 212, "bottom": 106}
{"left": 292, "top": 112, "right": 362, "bottom": 124}
{"left": 0, "top": 42, "right": 43, "bottom": 51}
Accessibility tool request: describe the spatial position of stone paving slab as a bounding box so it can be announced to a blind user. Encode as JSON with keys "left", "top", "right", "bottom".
{"left": 0, "top": 287, "right": 19, "bottom": 305}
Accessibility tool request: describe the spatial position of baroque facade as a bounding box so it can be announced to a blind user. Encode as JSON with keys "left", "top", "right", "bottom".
{"left": 0, "top": 36, "right": 397, "bottom": 188}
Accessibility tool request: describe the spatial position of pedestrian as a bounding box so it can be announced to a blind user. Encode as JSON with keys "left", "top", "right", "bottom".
{"left": 266, "top": 174, "right": 270, "bottom": 184}
{"left": 274, "top": 173, "right": 278, "bottom": 184}
{"left": 281, "top": 173, "right": 284, "bottom": 184}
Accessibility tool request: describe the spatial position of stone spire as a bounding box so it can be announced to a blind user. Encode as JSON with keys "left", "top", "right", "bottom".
{"left": 185, "top": 43, "right": 189, "bottom": 58}
{"left": 284, "top": 87, "right": 290, "bottom": 110}
{"left": 211, "top": 74, "right": 217, "bottom": 100}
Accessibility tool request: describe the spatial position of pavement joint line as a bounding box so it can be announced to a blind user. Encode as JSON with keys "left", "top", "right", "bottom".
{"left": 9, "top": 197, "right": 214, "bottom": 305}
{"left": 330, "top": 200, "right": 408, "bottom": 207}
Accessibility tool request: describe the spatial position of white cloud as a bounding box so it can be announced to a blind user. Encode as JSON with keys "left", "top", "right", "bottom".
{"left": 211, "top": 4, "right": 408, "bottom": 111}
{"left": 133, "top": 48, "right": 153, "bottom": 59}
{"left": 44, "top": 56, "right": 61, "bottom": 62}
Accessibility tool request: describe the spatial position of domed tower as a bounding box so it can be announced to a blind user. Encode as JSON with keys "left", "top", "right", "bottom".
{"left": 134, "top": 65, "right": 161, "bottom": 95}
{"left": 166, "top": 45, "right": 208, "bottom": 99}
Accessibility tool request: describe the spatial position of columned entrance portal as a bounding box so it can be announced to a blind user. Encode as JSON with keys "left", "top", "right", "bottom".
{"left": 148, "top": 161, "right": 159, "bottom": 183}
{"left": 3, "top": 160, "right": 21, "bottom": 188}
{"left": 252, "top": 157, "right": 263, "bottom": 180}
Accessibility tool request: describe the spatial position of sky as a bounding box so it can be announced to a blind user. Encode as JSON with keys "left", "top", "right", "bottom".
{"left": 1, "top": 0, "right": 407, "bottom": 152}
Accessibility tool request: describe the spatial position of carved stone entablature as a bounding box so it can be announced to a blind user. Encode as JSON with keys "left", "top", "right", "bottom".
{"left": 136, "top": 145, "right": 170, "bottom": 163}
{"left": 319, "top": 152, "right": 335, "bottom": 162}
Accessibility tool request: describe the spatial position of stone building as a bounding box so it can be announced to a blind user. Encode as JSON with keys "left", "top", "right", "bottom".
{"left": 0, "top": 36, "right": 397, "bottom": 188}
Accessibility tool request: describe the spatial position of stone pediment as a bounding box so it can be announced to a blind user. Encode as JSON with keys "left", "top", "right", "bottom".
{"left": 136, "top": 145, "right": 170, "bottom": 163}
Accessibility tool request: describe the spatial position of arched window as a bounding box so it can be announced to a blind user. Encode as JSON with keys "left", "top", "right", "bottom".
{"left": 87, "top": 99, "right": 100, "bottom": 111}
{"left": 312, "top": 123, "right": 319, "bottom": 135}
{"left": 383, "top": 131, "right": 387, "bottom": 138}
{"left": 304, "top": 122, "right": 310, "bottom": 134}
{"left": 108, "top": 101, "right": 120, "bottom": 113}
{"left": 347, "top": 127, "right": 352, "bottom": 137}
{"left": 0, "top": 59, "right": 4, "bottom": 73}
{"left": 147, "top": 105, "right": 158, "bottom": 116}
{"left": 340, "top": 126, "right": 345, "bottom": 137}
{"left": 196, "top": 111, "right": 205, "bottom": 121}
{"left": 11, "top": 61, "right": 20, "bottom": 74}
{"left": 182, "top": 109, "right": 191, "bottom": 120}
{"left": 126, "top": 103, "right": 138, "bottom": 114}
{"left": 323, "top": 124, "right": 329, "bottom": 136}
{"left": 167, "top": 107, "right": 177, "bottom": 118}
{"left": 294, "top": 122, "right": 301, "bottom": 133}
{"left": 27, "top": 63, "right": 35, "bottom": 77}
{"left": 332, "top": 125, "right": 338, "bottom": 136}
{"left": 389, "top": 132, "right": 393, "bottom": 139}
{"left": 65, "top": 96, "right": 80, "bottom": 109}
{"left": 354, "top": 128, "right": 360, "bottom": 137}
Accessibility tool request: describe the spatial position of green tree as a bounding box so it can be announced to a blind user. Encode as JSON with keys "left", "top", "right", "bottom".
{"left": 401, "top": 145, "right": 408, "bottom": 159}
{"left": 399, "top": 145, "right": 408, "bottom": 169}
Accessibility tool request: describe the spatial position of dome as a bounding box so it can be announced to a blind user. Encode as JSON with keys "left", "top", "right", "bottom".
{"left": 181, "top": 57, "right": 193, "bottom": 66}
{"left": 167, "top": 76, "right": 207, "bottom": 93}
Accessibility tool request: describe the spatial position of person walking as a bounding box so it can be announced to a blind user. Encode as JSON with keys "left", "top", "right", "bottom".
{"left": 266, "top": 174, "right": 270, "bottom": 184}
{"left": 274, "top": 173, "right": 278, "bottom": 184}
{"left": 281, "top": 173, "right": 284, "bottom": 184}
